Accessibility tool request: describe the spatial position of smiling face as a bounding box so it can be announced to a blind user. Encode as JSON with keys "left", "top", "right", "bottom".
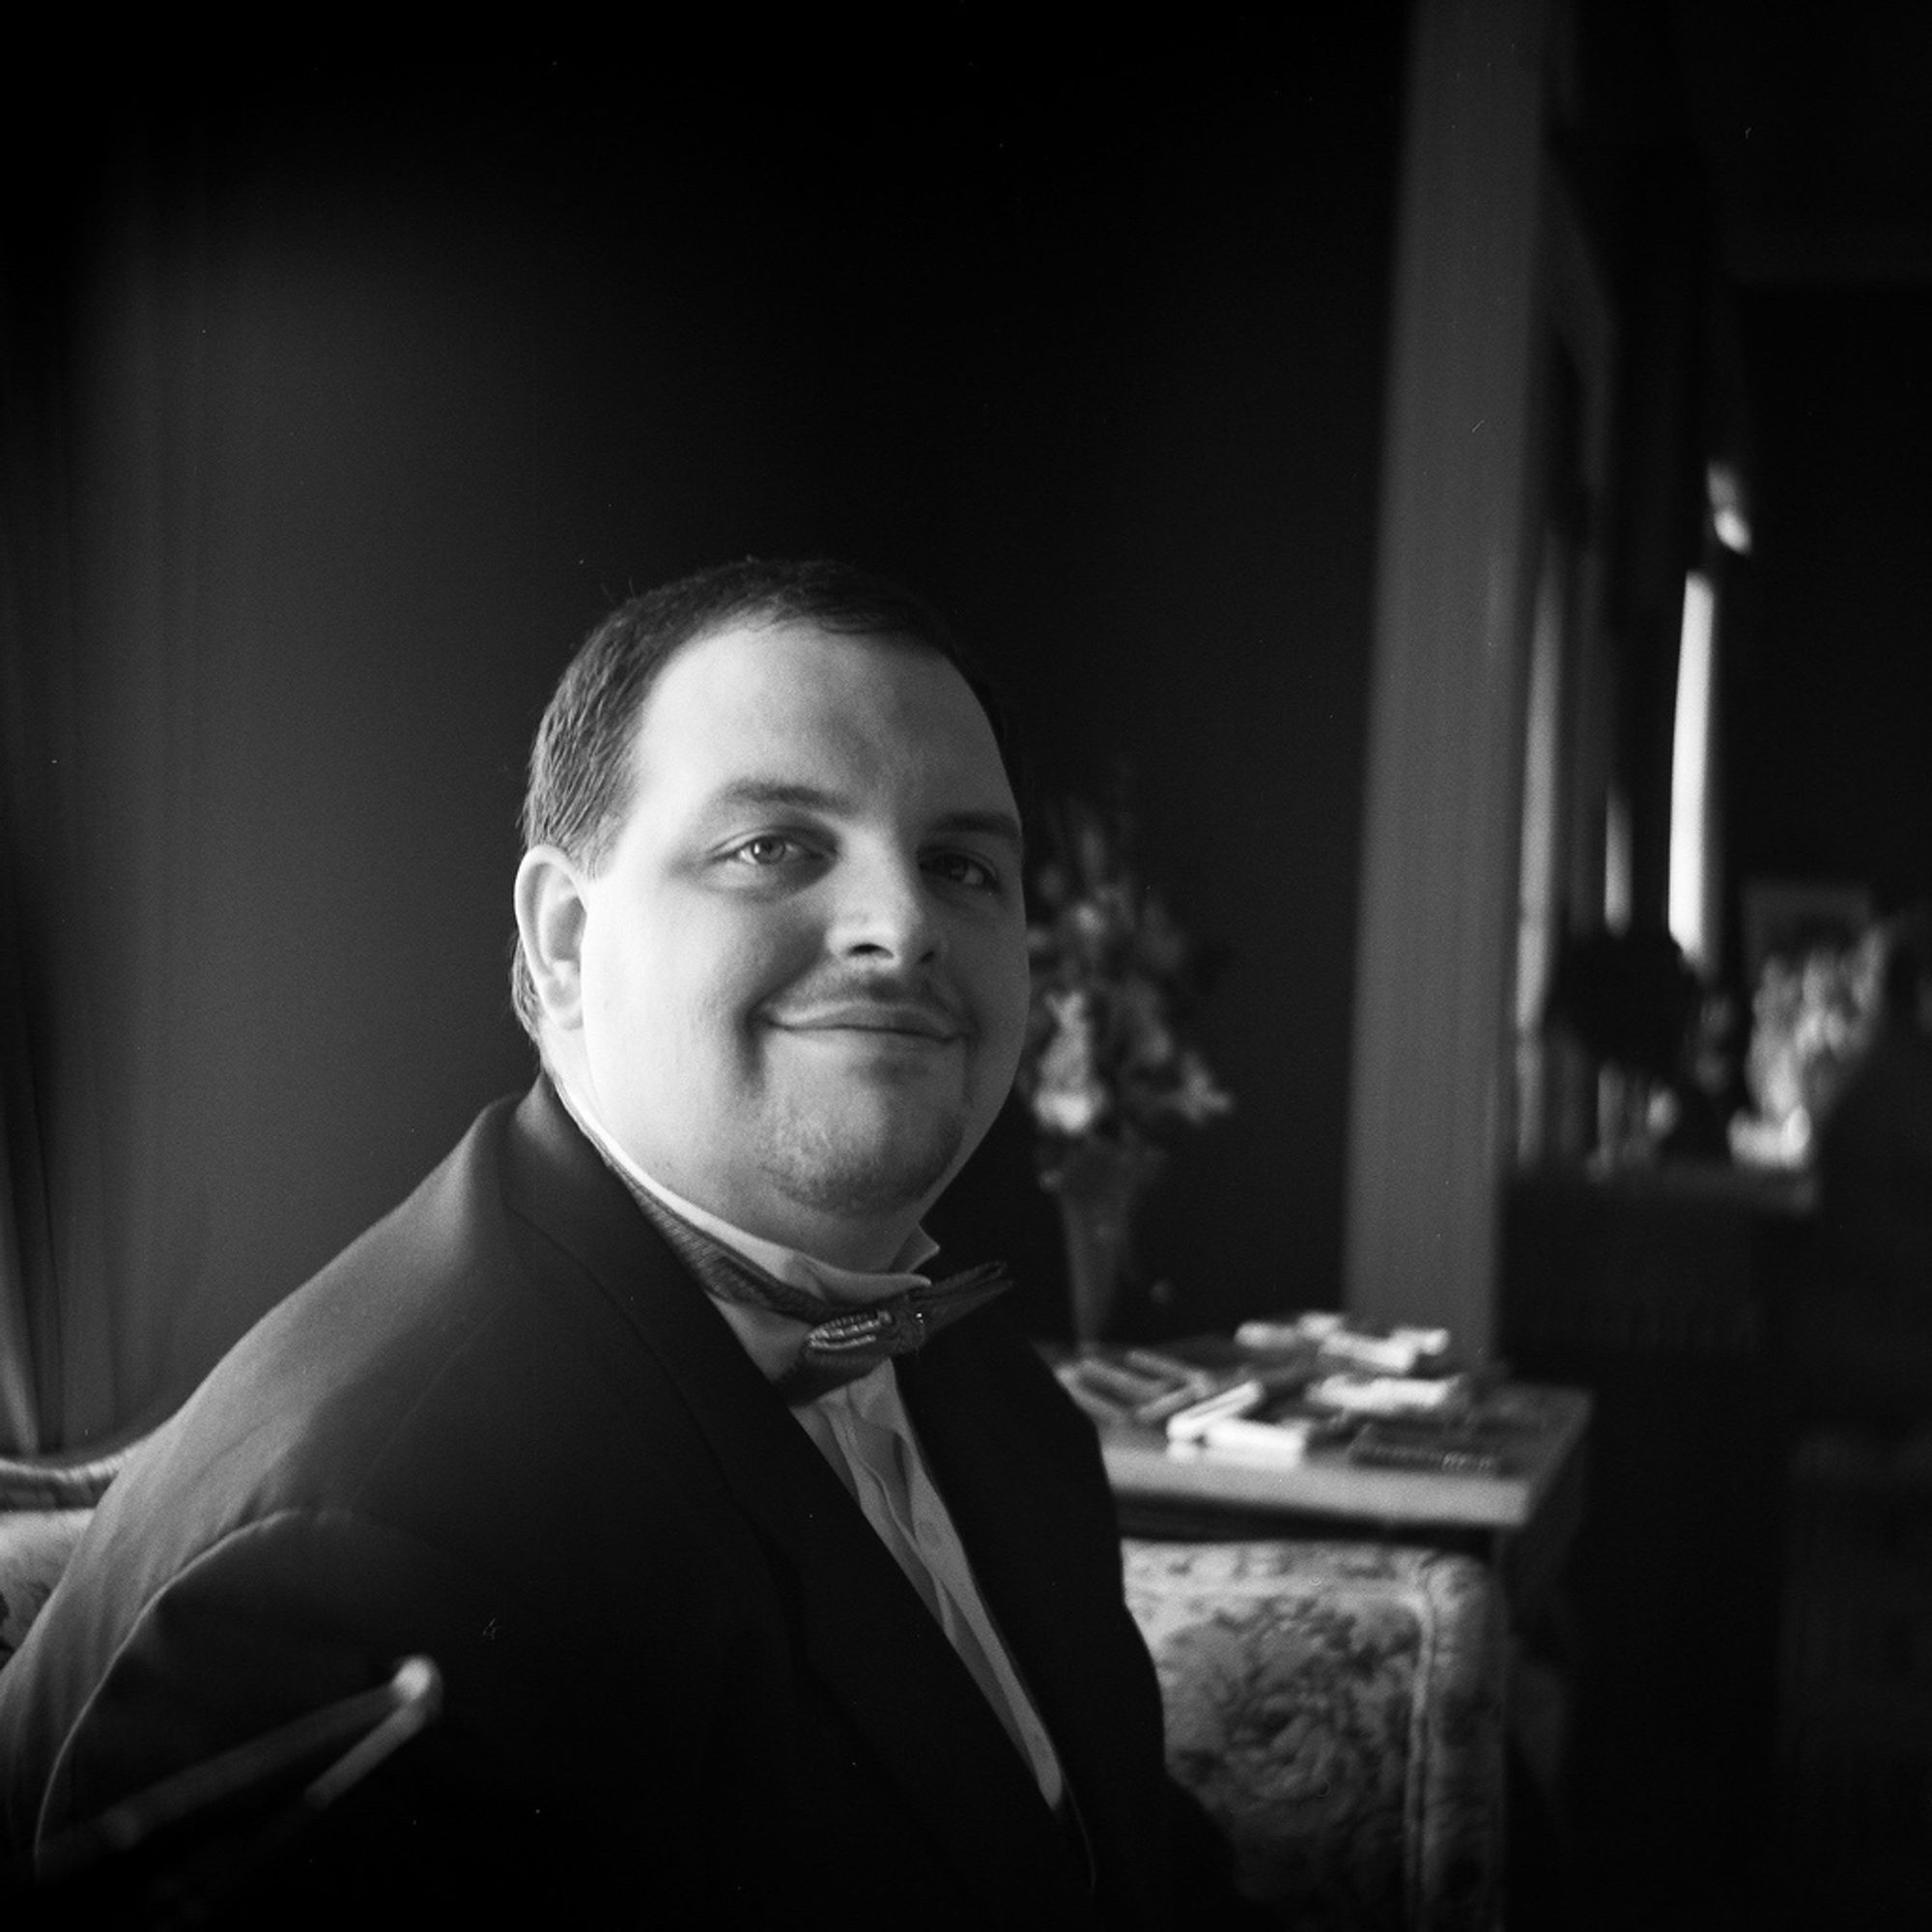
{"left": 535, "top": 617, "right": 1029, "bottom": 1267}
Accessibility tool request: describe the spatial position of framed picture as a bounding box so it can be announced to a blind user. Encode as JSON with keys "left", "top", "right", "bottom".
{"left": 1741, "top": 878, "right": 1872, "bottom": 985}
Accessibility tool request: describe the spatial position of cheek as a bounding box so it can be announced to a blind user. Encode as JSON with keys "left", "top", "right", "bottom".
{"left": 582, "top": 917, "right": 698, "bottom": 1063}
{"left": 609, "top": 905, "right": 811, "bottom": 1041}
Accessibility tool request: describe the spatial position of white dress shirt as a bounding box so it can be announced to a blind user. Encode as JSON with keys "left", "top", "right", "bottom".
{"left": 555, "top": 1079, "right": 1065, "bottom": 1810}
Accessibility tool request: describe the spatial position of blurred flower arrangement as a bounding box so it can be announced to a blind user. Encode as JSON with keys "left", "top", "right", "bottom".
{"left": 1018, "top": 797, "right": 1234, "bottom": 1161}
{"left": 1016, "top": 795, "right": 1233, "bottom": 1338}
{"left": 1732, "top": 939, "right": 1877, "bottom": 1168}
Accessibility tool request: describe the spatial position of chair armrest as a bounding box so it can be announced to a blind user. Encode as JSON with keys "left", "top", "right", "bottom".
{"left": 1124, "top": 1537, "right": 1504, "bottom": 1931}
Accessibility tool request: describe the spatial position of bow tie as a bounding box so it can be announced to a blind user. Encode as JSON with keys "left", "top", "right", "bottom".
{"left": 622, "top": 1177, "right": 1012, "bottom": 1402}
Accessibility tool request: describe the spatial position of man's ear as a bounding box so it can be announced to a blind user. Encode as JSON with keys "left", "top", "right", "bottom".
{"left": 515, "top": 845, "right": 591, "bottom": 1031}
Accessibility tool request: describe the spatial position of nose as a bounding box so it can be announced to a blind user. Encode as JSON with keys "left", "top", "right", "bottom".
{"left": 826, "top": 846, "right": 944, "bottom": 967}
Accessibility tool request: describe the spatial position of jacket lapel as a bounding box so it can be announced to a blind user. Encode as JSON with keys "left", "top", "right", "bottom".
{"left": 898, "top": 1321, "right": 1176, "bottom": 1928}
{"left": 502, "top": 1080, "right": 1097, "bottom": 1923}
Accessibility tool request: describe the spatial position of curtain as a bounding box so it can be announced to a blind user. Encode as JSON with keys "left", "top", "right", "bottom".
{"left": 1, "top": 101, "right": 549, "bottom": 1447}
{"left": 0, "top": 148, "right": 214, "bottom": 1448}
{"left": 3, "top": 243, "right": 77, "bottom": 1448}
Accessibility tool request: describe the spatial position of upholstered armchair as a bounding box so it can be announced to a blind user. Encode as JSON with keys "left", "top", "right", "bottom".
{"left": 1124, "top": 1537, "right": 1505, "bottom": 1931}
{"left": 5, "top": 1447, "right": 1505, "bottom": 1930}
{"left": 0, "top": 1435, "right": 151, "bottom": 1668}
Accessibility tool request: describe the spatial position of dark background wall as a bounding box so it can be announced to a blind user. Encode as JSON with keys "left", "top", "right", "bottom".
{"left": 1727, "top": 286, "right": 1932, "bottom": 928}
{"left": 6, "top": 20, "right": 1406, "bottom": 1428}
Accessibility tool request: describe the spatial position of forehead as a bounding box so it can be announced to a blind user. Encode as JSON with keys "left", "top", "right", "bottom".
{"left": 626, "top": 618, "right": 1013, "bottom": 814}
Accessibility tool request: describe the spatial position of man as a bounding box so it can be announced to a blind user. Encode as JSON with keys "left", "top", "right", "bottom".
{"left": 0, "top": 560, "right": 1228, "bottom": 1922}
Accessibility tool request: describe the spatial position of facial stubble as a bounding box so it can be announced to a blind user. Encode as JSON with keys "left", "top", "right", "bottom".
{"left": 753, "top": 1063, "right": 971, "bottom": 1222}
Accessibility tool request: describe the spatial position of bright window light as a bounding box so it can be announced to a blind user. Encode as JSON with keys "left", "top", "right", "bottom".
{"left": 1604, "top": 788, "right": 1632, "bottom": 933}
{"left": 1515, "top": 558, "right": 1563, "bottom": 1036}
{"left": 1669, "top": 571, "right": 1716, "bottom": 968}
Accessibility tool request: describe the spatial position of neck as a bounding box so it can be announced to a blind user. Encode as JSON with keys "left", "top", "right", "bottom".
{"left": 740, "top": 1205, "right": 922, "bottom": 1275}
{"left": 543, "top": 1052, "right": 925, "bottom": 1273}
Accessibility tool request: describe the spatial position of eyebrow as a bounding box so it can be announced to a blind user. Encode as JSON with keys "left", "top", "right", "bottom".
{"left": 933, "top": 809, "right": 1027, "bottom": 856}
{"left": 702, "top": 781, "right": 1024, "bottom": 854}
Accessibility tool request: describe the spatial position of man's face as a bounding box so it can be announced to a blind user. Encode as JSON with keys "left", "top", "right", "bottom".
{"left": 571, "top": 618, "right": 1030, "bottom": 1264}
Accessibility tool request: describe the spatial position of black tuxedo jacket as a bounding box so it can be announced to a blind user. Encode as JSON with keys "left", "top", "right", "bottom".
{"left": 0, "top": 1079, "right": 1188, "bottom": 1923}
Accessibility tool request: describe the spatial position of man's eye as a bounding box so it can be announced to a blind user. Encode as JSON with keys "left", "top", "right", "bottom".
{"left": 927, "top": 850, "right": 999, "bottom": 893}
{"left": 728, "top": 836, "right": 806, "bottom": 867}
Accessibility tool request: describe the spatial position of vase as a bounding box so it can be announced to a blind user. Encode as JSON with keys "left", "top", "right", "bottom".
{"left": 1048, "top": 1138, "right": 1162, "bottom": 1345}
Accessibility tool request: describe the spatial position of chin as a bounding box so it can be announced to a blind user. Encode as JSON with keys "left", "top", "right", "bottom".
{"left": 759, "top": 1109, "right": 965, "bottom": 1221}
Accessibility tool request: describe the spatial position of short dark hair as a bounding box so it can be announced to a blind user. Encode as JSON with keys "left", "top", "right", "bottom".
{"left": 511, "top": 557, "right": 1020, "bottom": 1040}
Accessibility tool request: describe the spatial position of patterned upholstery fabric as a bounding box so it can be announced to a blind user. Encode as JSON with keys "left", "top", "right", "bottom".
{"left": 1124, "top": 1538, "right": 1504, "bottom": 1932}
{"left": 1, "top": 1437, "right": 1504, "bottom": 1928}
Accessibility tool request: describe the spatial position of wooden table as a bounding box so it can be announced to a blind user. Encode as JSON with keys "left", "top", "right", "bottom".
{"left": 1102, "top": 1381, "right": 1592, "bottom": 1619}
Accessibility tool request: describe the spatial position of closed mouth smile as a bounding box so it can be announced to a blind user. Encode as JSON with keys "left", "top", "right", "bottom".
{"left": 772, "top": 1004, "right": 959, "bottom": 1042}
